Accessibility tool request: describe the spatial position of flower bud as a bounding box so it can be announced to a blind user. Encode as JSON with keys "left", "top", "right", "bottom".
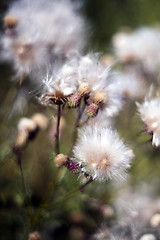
{"left": 78, "top": 83, "right": 90, "bottom": 97}
{"left": 16, "top": 118, "right": 37, "bottom": 147}
{"left": 31, "top": 113, "right": 48, "bottom": 130}
{"left": 86, "top": 103, "right": 99, "bottom": 117}
{"left": 4, "top": 15, "right": 18, "bottom": 28}
{"left": 65, "top": 159, "right": 80, "bottom": 174}
{"left": 68, "top": 93, "right": 81, "bottom": 108}
{"left": 54, "top": 154, "right": 68, "bottom": 166}
{"left": 29, "top": 231, "right": 41, "bottom": 240}
{"left": 16, "top": 130, "right": 29, "bottom": 148}
{"left": 93, "top": 91, "right": 107, "bottom": 104}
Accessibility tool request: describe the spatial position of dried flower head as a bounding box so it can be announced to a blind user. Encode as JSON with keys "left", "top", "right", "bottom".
{"left": 73, "top": 125, "right": 134, "bottom": 181}
{"left": 40, "top": 61, "right": 77, "bottom": 106}
{"left": 77, "top": 53, "right": 123, "bottom": 117}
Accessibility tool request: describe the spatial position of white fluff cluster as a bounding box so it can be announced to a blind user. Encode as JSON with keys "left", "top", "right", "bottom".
{"left": 40, "top": 53, "right": 124, "bottom": 118}
{"left": 73, "top": 125, "right": 134, "bottom": 181}
{"left": 77, "top": 53, "right": 123, "bottom": 117}
{"left": 114, "top": 184, "right": 160, "bottom": 230}
{"left": 137, "top": 96, "right": 160, "bottom": 146}
{"left": 113, "top": 27, "right": 160, "bottom": 73}
{"left": 112, "top": 71, "right": 147, "bottom": 100}
{"left": 40, "top": 59, "right": 78, "bottom": 104}
{"left": 1, "top": 0, "right": 85, "bottom": 77}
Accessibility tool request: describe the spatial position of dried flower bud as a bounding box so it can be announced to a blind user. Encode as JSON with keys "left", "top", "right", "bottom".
{"left": 93, "top": 91, "right": 107, "bottom": 104}
{"left": 31, "top": 113, "right": 48, "bottom": 130}
{"left": 150, "top": 213, "right": 160, "bottom": 227}
{"left": 4, "top": 15, "right": 18, "bottom": 28}
{"left": 65, "top": 159, "right": 80, "bottom": 174}
{"left": 16, "top": 118, "right": 37, "bottom": 147}
{"left": 139, "top": 234, "right": 156, "bottom": 240}
{"left": 68, "top": 93, "right": 81, "bottom": 108}
{"left": 16, "top": 130, "right": 28, "bottom": 148}
{"left": 29, "top": 231, "right": 41, "bottom": 240}
{"left": 86, "top": 103, "right": 99, "bottom": 117}
{"left": 54, "top": 154, "right": 68, "bottom": 166}
{"left": 78, "top": 83, "right": 90, "bottom": 97}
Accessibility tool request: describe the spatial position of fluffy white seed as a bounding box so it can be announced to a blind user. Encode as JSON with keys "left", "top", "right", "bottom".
{"left": 73, "top": 125, "right": 134, "bottom": 181}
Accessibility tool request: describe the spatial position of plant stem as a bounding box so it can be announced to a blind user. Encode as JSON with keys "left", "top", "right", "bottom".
{"left": 16, "top": 151, "right": 26, "bottom": 194}
{"left": 79, "top": 177, "right": 93, "bottom": 192}
{"left": 13, "top": 146, "right": 26, "bottom": 194}
{"left": 69, "top": 102, "right": 86, "bottom": 155}
{"left": 55, "top": 104, "right": 61, "bottom": 154}
{"left": 18, "top": 160, "right": 26, "bottom": 194}
{"left": 45, "top": 177, "right": 93, "bottom": 210}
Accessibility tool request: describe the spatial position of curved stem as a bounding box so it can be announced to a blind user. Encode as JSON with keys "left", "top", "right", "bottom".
{"left": 45, "top": 177, "right": 93, "bottom": 210}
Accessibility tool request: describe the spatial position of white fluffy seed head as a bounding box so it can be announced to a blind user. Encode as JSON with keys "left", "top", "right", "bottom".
{"left": 1, "top": 0, "right": 86, "bottom": 77}
{"left": 77, "top": 53, "right": 123, "bottom": 117}
{"left": 112, "top": 71, "right": 147, "bottom": 100}
{"left": 73, "top": 125, "right": 134, "bottom": 181}
{"left": 113, "top": 27, "right": 160, "bottom": 73}
{"left": 137, "top": 97, "right": 160, "bottom": 146}
{"left": 41, "top": 59, "right": 78, "bottom": 103}
{"left": 78, "top": 53, "right": 110, "bottom": 92}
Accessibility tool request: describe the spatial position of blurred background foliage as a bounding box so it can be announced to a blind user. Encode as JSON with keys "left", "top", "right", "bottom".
{"left": 0, "top": 0, "right": 160, "bottom": 240}
{"left": 83, "top": 0, "right": 160, "bottom": 51}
